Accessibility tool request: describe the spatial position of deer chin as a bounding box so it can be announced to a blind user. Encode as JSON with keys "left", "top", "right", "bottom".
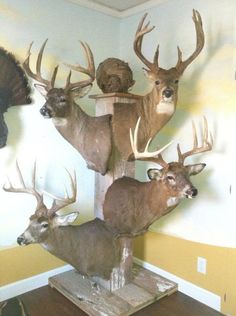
{"left": 156, "top": 100, "right": 175, "bottom": 115}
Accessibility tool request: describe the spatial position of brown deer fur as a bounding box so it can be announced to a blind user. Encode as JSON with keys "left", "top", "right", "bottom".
{"left": 104, "top": 118, "right": 212, "bottom": 236}
{"left": 113, "top": 10, "right": 204, "bottom": 160}
{"left": 23, "top": 41, "right": 112, "bottom": 175}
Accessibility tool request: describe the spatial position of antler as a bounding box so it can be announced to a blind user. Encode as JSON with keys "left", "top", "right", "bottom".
{"left": 23, "top": 39, "right": 59, "bottom": 90}
{"left": 3, "top": 161, "right": 45, "bottom": 213}
{"left": 177, "top": 117, "right": 213, "bottom": 164}
{"left": 175, "top": 9, "right": 205, "bottom": 74}
{"left": 133, "top": 13, "right": 159, "bottom": 73}
{"left": 64, "top": 41, "right": 95, "bottom": 91}
{"left": 129, "top": 117, "right": 172, "bottom": 168}
{"left": 45, "top": 170, "right": 77, "bottom": 217}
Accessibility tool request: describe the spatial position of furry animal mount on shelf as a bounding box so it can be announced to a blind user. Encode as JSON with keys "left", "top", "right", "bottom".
{"left": 112, "top": 9, "right": 205, "bottom": 160}
{"left": 23, "top": 40, "right": 112, "bottom": 175}
{"left": 104, "top": 117, "right": 213, "bottom": 236}
{"left": 3, "top": 163, "right": 120, "bottom": 279}
{"left": 96, "top": 58, "right": 135, "bottom": 93}
{"left": 0, "top": 47, "right": 31, "bottom": 148}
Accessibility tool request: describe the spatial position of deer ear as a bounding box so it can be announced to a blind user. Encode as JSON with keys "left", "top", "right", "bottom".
{"left": 54, "top": 212, "right": 79, "bottom": 226}
{"left": 71, "top": 84, "right": 92, "bottom": 100}
{"left": 34, "top": 84, "right": 48, "bottom": 97}
{"left": 186, "top": 163, "right": 206, "bottom": 176}
{"left": 147, "top": 168, "right": 163, "bottom": 180}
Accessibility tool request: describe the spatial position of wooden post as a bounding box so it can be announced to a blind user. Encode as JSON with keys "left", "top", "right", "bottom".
{"left": 90, "top": 93, "right": 141, "bottom": 290}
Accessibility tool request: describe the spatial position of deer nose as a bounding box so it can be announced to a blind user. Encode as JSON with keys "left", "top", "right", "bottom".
{"left": 186, "top": 188, "right": 198, "bottom": 198}
{"left": 40, "top": 105, "right": 52, "bottom": 118}
{"left": 17, "top": 235, "right": 25, "bottom": 245}
{"left": 163, "top": 88, "right": 173, "bottom": 98}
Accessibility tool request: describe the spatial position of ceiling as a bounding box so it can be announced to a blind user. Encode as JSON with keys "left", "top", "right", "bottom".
{"left": 89, "top": 0, "right": 149, "bottom": 12}
{"left": 68, "top": 0, "right": 165, "bottom": 17}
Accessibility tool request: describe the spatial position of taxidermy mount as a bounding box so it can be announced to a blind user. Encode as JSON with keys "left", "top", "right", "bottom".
{"left": 96, "top": 58, "right": 135, "bottom": 93}
{"left": 104, "top": 117, "right": 213, "bottom": 236}
{"left": 0, "top": 47, "right": 31, "bottom": 147}
{"left": 3, "top": 162, "right": 120, "bottom": 279}
{"left": 112, "top": 10, "right": 205, "bottom": 160}
{"left": 23, "top": 40, "right": 112, "bottom": 175}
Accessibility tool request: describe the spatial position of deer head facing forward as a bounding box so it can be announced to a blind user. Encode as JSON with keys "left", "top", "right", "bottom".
{"left": 134, "top": 10, "right": 204, "bottom": 109}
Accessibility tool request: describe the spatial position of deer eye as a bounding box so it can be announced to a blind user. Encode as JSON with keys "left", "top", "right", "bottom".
{"left": 155, "top": 80, "right": 160, "bottom": 85}
{"left": 167, "top": 175, "right": 175, "bottom": 181}
{"left": 41, "top": 223, "right": 49, "bottom": 228}
{"left": 174, "top": 79, "right": 179, "bottom": 84}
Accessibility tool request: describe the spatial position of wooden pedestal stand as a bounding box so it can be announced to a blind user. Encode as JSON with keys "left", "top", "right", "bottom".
{"left": 49, "top": 93, "right": 178, "bottom": 315}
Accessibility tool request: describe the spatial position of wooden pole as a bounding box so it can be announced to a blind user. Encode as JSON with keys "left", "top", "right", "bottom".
{"left": 90, "top": 93, "right": 141, "bottom": 290}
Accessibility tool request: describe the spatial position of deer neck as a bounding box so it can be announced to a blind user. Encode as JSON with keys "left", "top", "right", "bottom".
{"left": 148, "top": 180, "right": 180, "bottom": 216}
{"left": 53, "top": 102, "right": 86, "bottom": 127}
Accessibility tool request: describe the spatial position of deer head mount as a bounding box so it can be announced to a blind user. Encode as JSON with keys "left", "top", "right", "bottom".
{"left": 0, "top": 47, "right": 31, "bottom": 148}
{"left": 23, "top": 40, "right": 112, "bottom": 175}
{"left": 3, "top": 162, "right": 120, "bottom": 279}
{"left": 104, "top": 117, "right": 213, "bottom": 236}
{"left": 112, "top": 9, "right": 205, "bottom": 160}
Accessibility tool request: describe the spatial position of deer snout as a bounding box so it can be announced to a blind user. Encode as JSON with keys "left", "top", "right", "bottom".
{"left": 185, "top": 187, "right": 198, "bottom": 199}
{"left": 162, "top": 88, "right": 173, "bottom": 99}
{"left": 40, "top": 105, "right": 52, "bottom": 118}
{"left": 17, "top": 235, "right": 26, "bottom": 245}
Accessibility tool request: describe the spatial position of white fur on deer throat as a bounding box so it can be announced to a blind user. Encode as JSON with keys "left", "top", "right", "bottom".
{"left": 156, "top": 99, "right": 175, "bottom": 115}
{"left": 52, "top": 117, "right": 67, "bottom": 126}
{"left": 167, "top": 197, "right": 179, "bottom": 207}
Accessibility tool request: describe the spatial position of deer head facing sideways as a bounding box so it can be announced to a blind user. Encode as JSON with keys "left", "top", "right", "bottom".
{"left": 112, "top": 9, "right": 205, "bottom": 160}
{"left": 103, "top": 117, "right": 213, "bottom": 236}
{"left": 3, "top": 163, "right": 120, "bottom": 279}
{"left": 23, "top": 40, "right": 112, "bottom": 175}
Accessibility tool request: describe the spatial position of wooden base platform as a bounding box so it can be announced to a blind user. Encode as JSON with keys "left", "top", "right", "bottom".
{"left": 49, "top": 264, "right": 177, "bottom": 316}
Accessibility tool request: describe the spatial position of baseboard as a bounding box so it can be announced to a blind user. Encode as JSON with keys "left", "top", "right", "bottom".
{"left": 0, "top": 265, "right": 73, "bottom": 302}
{"left": 1, "top": 260, "right": 221, "bottom": 312}
{"left": 134, "top": 257, "right": 221, "bottom": 312}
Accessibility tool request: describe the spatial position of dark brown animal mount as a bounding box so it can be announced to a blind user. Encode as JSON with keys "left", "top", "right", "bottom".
{"left": 96, "top": 58, "right": 135, "bottom": 93}
{"left": 0, "top": 47, "right": 31, "bottom": 148}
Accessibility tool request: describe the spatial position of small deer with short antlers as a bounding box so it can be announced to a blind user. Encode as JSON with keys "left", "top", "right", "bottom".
{"left": 104, "top": 117, "right": 213, "bottom": 236}
{"left": 113, "top": 10, "right": 205, "bottom": 159}
{"left": 23, "top": 40, "right": 112, "bottom": 175}
{"left": 3, "top": 163, "right": 120, "bottom": 279}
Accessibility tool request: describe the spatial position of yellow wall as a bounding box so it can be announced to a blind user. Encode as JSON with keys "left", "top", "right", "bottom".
{"left": 134, "top": 232, "right": 236, "bottom": 315}
{"left": 0, "top": 245, "right": 65, "bottom": 286}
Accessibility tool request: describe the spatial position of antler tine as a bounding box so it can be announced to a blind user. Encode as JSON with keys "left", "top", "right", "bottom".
{"left": 130, "top": 117, "right": 171, "bottom": 167}
{"left": 175, "top": 9, "right": 205, "bottom": 74}
{"left": 178, "top": 117, "right": 213, "bottom": 164}
{"left": 64, "top": 41, "right": 95, "bottom": 91}
{"left": 47, "top": 169, "right": 77, "bottom": 216}
{"left": 3, "top": 161, "right": 44, "bottom": 212}
{"left": 134, "top": 13, "right": 157, "bottom": 72}
{"left": 23, "top": 39, "right": 53, "bottom": 89}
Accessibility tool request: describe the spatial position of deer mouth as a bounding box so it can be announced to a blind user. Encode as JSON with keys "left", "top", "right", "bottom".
{"left": 40, "top": 106, "right": 52, "bottom": 118}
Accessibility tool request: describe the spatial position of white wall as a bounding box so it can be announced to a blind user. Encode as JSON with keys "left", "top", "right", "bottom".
{"left": 120, "top": 0, "right": 236, "bottom": 247}
{"left": 0, "top": 0, "right": 120, "bottom": 247}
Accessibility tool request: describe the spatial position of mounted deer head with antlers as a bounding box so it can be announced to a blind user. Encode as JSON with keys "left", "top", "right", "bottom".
{"left": 112, "top": 9, "right": 205, "bottom": 160}
{"left": 3, "top": 163, "right": 120, "bottom": 279}
{"left": 23, "top": 40, "right": 112, "bottom": 175}
{"left": 104, "top": 117, "right": 212, "bottom": 236}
